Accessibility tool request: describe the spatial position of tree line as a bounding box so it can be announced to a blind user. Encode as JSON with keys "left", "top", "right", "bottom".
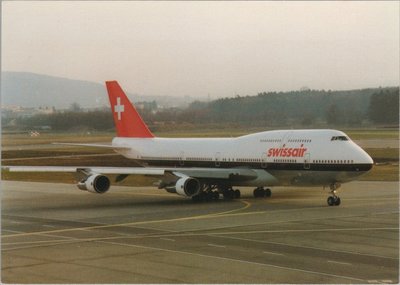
{"left": 8, "top": 87, "right": 399, "bottom": 131}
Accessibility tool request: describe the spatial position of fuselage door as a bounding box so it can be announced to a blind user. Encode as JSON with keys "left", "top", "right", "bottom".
{"left": 261, "top": 152, "right": 268, "bottom": 168}
{"left": 215, "top": 152, "right": 221, "bottom": 167}
{"left": 304, "top": 153, "right": 310, "bottom": 169}
{"left": 179, "top": 151, "right": 185, "bottom": 166}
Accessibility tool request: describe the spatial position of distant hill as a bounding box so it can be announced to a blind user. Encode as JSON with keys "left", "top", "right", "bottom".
{"left": 1, "top": 72, "right": 196, "bottom": 109}
{"left": 2, "top": 72, "right": 108, "bottom": 109}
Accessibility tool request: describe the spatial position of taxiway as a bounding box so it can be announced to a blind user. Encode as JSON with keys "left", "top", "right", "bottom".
{"left": 1, "top": 180, "right": 398, "bottom": 283}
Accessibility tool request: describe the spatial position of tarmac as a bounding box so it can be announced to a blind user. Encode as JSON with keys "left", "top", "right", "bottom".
{"left": 1, "top": 180, "right": 399, "bottom": 284}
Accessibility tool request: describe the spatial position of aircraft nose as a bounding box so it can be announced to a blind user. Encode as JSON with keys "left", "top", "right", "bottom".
{"left": 361, "top": 150, "right": 374, "bottom": 171}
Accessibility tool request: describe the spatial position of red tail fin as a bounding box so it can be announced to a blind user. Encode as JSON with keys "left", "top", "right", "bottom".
{"left": 106, "top": 81, "right": 154, "bottom": 138}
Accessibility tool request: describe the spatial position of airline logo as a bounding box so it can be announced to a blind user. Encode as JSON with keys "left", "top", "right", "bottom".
{"left": 267, "top": 144, "right": 307, "bottom": 157}
{"left": 114, "top": 97, "right": 125, "bottom": 120}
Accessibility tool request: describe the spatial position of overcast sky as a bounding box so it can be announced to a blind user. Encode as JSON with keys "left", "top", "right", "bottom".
{"left": 2, "top": 1, "right": 399, "bottom": 98}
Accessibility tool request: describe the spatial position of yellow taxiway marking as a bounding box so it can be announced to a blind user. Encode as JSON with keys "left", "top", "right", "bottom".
{"left": 212, "top": 200, "right": 252, "bottom": 216}
{"left": 1, "top": 200, "right": 253, "bottom": 239}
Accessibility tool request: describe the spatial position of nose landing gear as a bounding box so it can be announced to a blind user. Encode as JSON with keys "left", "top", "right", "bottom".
{"left": 327, "top": 183, "right": 341, "bottom": 206}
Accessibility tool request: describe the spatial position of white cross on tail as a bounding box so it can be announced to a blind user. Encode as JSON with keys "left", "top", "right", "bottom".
{"left": 114, "top": 97, "right": 125, "bottom": 120}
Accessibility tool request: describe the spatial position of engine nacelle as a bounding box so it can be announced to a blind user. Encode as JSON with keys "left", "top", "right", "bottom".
{"left": 174, "top": 176, "right": 201, "bottom": 197}
{"left": 77, "top": 174, "right": 110, "bottom": 194}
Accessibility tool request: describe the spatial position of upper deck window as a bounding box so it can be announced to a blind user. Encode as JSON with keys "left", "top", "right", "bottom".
{"left": 331, "top": 136, "right": 349, "bottom": 141}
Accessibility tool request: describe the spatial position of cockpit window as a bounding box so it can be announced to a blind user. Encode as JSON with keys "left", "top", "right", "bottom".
{"left": 331, "top": 136, "right": 349, "bottom": 141}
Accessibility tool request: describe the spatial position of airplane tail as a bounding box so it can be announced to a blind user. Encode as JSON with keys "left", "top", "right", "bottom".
{"left": 106, "top": 81, "right": 154, "bottom": 138}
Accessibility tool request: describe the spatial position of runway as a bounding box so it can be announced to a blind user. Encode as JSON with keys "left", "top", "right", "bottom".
{"left": 1, "top": 180, "right": 398, "bottom": 283}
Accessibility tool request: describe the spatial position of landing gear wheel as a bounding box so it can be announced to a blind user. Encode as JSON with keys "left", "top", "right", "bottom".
{"left": 253, "top": 188, "right": 261, "bottom": 198}
{"left": 255, "top": 188, "right": 264, "bottom": 198}
{"left": 223, "top": 190, "right": 234, "bottom": 200}
{"left": 234, "top": 189, "right": 241, "bottom": 199}
{"left": 254, "top": 187, "right": 271, "bottom": 198}
{"left": 205, "top": 191, "right": 214, "bottom": 201}
{"left": 213, "top": 191, "right": 220, "bottom": 200}
{"left": 222, "top": 188, "right": 241, "bottom": 200}
{"left": 326, "top": 183, "right": 342, "bottom": 206}
{"left": 327, "top": 196, "right": 335, "bottom": 206}
{"left": 327, "top": 196, "right": 341, "bottom": 206}
{"left": 192, "top": 194, "right": 202, "bottom": 202}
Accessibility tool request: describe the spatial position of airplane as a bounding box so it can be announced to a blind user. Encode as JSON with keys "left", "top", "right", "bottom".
{"left": 5, "top": 81, "right": 374, "bottom": 206}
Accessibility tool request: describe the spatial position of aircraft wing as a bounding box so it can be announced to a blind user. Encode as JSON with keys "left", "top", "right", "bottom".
{"left": 53, "top": 143, "right": 130, "bottom": 150}
{"left": 4, "top": 166, "right": 258, "bottom": 181}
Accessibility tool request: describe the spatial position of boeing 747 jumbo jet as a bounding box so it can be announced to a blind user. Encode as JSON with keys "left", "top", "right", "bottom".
{"left": 6, "top": 81, "right": 374, "bottom": 206}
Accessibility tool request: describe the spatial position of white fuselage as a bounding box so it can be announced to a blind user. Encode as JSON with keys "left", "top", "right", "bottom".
{"left": 112, "top": 129, "right": 373, "bottom": 187}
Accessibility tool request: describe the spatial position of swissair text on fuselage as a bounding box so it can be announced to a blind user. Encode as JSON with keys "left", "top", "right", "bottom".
{"left": 267, "top": 144, "right": 308, "bottom": 158}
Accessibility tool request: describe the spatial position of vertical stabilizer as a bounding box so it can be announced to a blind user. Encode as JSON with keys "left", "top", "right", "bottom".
{"left": 106, "top": 81, "right": 154, "bottom": 138}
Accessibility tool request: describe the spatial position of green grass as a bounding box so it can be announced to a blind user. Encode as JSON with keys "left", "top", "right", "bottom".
{"left": 1, "top": 132, "right": 113, "bottom": 147}
{"left": 2, "top": 148, "right": 113, "bottom": 159}
{"left": 364, "top": 148, "right": 399, "bottom": 162}
{"left": 2, "top": 127, "right": 398, "bottom": 142}
{"left": 359, "top": 164, "right": 399, "bottom": 181}
{"left": 156, "top": 128, "right": 399, "bottom": 139}
{"left": 344, "top": 129, "right": 399, "bottom": 140}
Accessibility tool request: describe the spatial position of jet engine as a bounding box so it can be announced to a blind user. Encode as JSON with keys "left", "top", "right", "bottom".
{"left": 174, "top": 176, "right": 201, "bottom": 197}
{"left": 77, "top": 174, "right": 111, "bottom": 194}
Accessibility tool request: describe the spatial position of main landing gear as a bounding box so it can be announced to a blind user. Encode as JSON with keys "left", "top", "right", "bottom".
{"left": 327, "top": 183, "right": 341, "bottom": 206}
{"left": 222, "top": 187, "right": 241, "bottom": 200}
{"left": 253, "top": 187, "right": 272, "bottom": 198}
{"left": 191, "top": 190, "right": 220, "bottom": 202}
{"left": 191, "top": 185, "right": 241, "bottom": 202}
{"left": 191, "top": 185, "right": 273, "bottom": 202}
